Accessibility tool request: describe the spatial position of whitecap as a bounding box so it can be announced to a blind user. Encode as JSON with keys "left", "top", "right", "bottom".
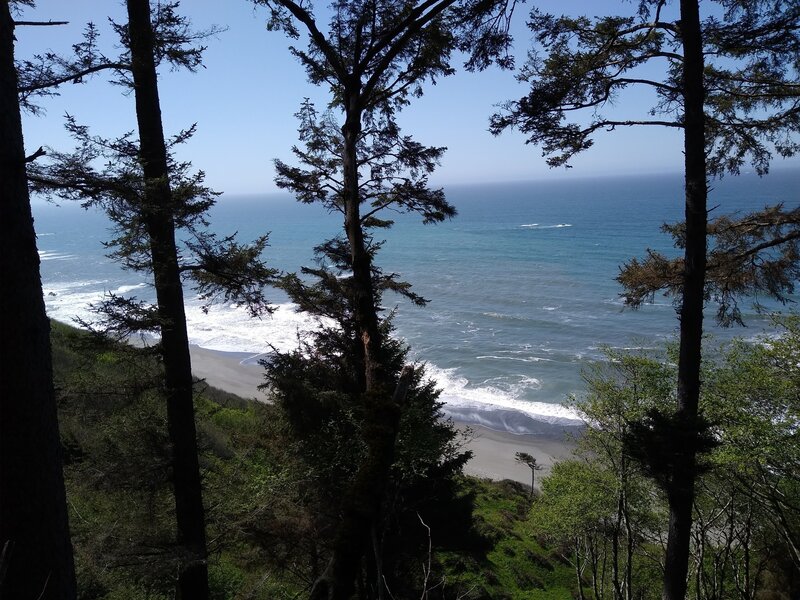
{"left": 519, "top": 223, "right": 573, "bottom": 230}
{"left": 38, "top": 250, "right": 76, "bottom": 261}
{"left": 423, "top": 364, "right": 583, "bottom": 426}
{"left": 475, "top": 355, "right": 553, "bottom": 363}
{"left": 183, "top": 301, "right": 332, "bottom": 354}
{"left": 113, "top": 283, "right": 149, "bottom": 295}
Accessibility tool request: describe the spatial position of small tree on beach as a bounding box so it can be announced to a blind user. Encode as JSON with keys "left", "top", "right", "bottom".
{"left": 515, "top": 451, "right": 543, "bottom": 498}
{"left": 492, "top": 2, "right": 800, "bottom": 597}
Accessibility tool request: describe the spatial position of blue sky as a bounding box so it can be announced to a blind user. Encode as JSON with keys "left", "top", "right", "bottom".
{"left": 14, "top": 1, "right": 795, "bottom": 196}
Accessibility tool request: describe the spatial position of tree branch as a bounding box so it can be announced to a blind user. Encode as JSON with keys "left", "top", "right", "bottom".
{"left": 13, "top": 20, "right": 68, "bottom": 27}
{"left": 24, "top": 146, "right": 45, "bottom": 162}
{"left": 276, "top": 0, "right": 348, "bottom": 83}
{"left": 361, "top": 0, "right": 459, "bottom": 104}
{"left": 18, "top": 61, "right": 130, "bottom": 94}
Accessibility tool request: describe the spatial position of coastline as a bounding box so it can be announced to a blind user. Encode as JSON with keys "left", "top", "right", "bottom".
{"left": 189, "top": 344, "right": 578, "bottom": 485}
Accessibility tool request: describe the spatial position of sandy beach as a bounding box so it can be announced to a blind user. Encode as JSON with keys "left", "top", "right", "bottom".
{"left": 190, "top": 344, "right": 577, "bottom": 486}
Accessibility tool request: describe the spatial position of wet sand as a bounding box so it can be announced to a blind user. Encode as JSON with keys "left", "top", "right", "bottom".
{"left": 189, "top": 344, "right": 577, "bottom": 485}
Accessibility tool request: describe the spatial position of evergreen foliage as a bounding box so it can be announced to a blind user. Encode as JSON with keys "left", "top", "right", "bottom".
{"left": 267, "top": 226, "right": 477, "bottom": 597}
{"left": 0, "top": 4, "right": 76, "bottom": 596}
{"left": 492, "top": 3, "right": 800, "bottom": 598}
{"left": 29, "top": 116, "right": 275, "bottom": 330}
{"left": 490, "top": 1, "right": 800, "bottom": 175}
{"left": 258, "top": 1, "right": 518, "bottom": 596}
{"left": 619, "top": 204, "right": 800, "bottom": 326}
{"left": 26, "top": 3, "right": 275, "bottom": 596}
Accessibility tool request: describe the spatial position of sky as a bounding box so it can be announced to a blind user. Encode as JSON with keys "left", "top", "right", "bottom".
{"left": 13, "top": 0, "right": 797, "bottom": 196}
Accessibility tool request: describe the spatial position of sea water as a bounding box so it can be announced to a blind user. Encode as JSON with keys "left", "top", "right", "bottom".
{"left": 33, "top": 170, "right": 800, "bottom": 433}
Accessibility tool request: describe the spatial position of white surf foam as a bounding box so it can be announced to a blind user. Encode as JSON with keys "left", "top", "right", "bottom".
{"left": 43, "top": 280, "right": 111, "bottom": 325}
{"left": 42, "top": 279, "right": 581, "bottom": 430}
{"left": 183, "top": 301, "right": 328, "bottom": 354}
{"left": 113, "top": 283, "right": 149, "bottom": 295}
{"left": 520, "top": 223, "right": 573, "bottom": 230}
{"left": 475, "top": 355, "right": 553, "bottom": 363}
{"left": 424, "top": 364, "right": 582, "bottom": 426}
{"left": 39, "top": 250, "right": 76, "bottom": 261}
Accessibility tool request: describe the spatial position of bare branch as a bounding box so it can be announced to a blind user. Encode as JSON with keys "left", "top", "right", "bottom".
{"left": 13, "top": 20, "right": 68, "bottom": 26}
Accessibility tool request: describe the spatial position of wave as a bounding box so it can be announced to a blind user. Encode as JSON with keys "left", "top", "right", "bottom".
{"left": 183, "top": 301, "right": 328, "bottom": 354}
{"left": 481, "top": 311, "right": 530, "bottom": 322}
{"left": 42, "top": 276, "right": 327, "bottom": 355}
{"left": 43, "top": 280, "right": 113, "bottom": 325}
{"left": 424, "top": 364, "right": 583, "bottom": 428}
{"left": 520, "top": 223, "right": 573, "bottom": 229}
{"left": 43, "top": 279, "right": 583, "bottom": 433}
{"left": 586, "top": 345, "right": 658, "bottom": 352}
{"left": 476, "top": 355, "right": 554, "bottom": 363}
{"left": 38, "top": 250, "right": 76, "bottom": 261}
{"left": 114, "top": 283, "right": 149, "bottom": 295}
{"left": 184, "top": 304, "right": 581, "bottom": 432}
{"left": 158, "top": 297, "right": 583, "bottom": 431}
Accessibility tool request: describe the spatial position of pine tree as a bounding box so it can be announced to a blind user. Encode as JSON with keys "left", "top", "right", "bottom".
{"left": 269, "top": 240, "right": 473, "bottom": 596}
{"left": 0, "top": 3, "right": 76, "bottom": 597}
{"left": 257, "top": 1, "right": 516, "bottom": 597}
{"left": 491, "top": 2, "right": 800, "bottom": 598}
{"left": 28, "top": 2, "right": 275, "bottom": 596}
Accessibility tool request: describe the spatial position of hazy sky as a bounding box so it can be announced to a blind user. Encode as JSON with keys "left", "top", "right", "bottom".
{"left": 14, "top": 1, "right": 796, "bottom": 195}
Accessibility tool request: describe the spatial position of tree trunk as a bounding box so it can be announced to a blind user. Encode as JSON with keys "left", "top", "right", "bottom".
{"left": 0, "top": 4, "right": 77, "bottom": 599}
{"left": 309, "top": 276, "right": 413, "bottom": 600}
{"left": 125, "top": 1, "right": 209, "bottom": 597}
{"left": 612, "top": 491, "right": 624, "bottom": 600}
{"left": 664, "top": 2, "right": 708, "bottom": 599}
{"left": 341, "top": 99, "right": 385, "bottom": 393}
{"left": 623, "top": 485, "right": 633, "bottom": 600}
{"left": 575, "top": 538, "right": 587, "bottom": 600}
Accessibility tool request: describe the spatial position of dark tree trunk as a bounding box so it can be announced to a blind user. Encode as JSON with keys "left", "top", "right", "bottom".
{"left": 0, "top": 4, "right": 77, "bottom": 599}
{"left": 341, "top": 96, "right": 385, "bottom": 393}
{"left": 125, "top": 1, "right": 209, "bottom": 597}
{"left": 308, "top": 142, "right": 412, "bottom": 591}
{"left": 664, "top": 2, "right": 707, "bottom": 599}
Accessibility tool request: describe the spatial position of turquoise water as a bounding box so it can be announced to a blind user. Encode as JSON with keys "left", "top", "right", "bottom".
{"left": 33, "top": 170, "right": 800, "bottom": 432}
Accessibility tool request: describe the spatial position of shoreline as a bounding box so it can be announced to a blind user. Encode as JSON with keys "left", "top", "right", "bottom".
{"left": 189, "top": 344, "right": 578, "bottom": 485}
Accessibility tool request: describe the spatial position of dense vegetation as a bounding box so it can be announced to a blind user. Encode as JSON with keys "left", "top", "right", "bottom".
{"left": 50, "top": 320, "right": 578, "bottom": 599}
{"left": 50, "top": 316, "right": 800, "bottom": 599}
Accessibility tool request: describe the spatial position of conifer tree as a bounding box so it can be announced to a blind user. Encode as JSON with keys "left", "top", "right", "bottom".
{"left": 29, "top": 2, "right": 275, "bottom": 597}
{"left": 268, "top": 238, "right": 473, "bottom": 597}
{"left": 1, "top": 1, "right": 125, "bottom": 596}
{"left": 256, "top": 1, "right": 516, "bottom": 597}
{"left": 0, "top": 3, "right": 76, "bottom": 597}
{"left": 491, "top": 2, "right": 800, "bottom": 598}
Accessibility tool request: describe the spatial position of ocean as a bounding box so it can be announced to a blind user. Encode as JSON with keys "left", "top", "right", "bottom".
{"left": 33, "top": 170, "right": 800, "bottom": 433}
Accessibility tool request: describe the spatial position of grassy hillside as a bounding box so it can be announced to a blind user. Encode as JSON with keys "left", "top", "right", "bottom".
{"left": 50, "top": 321, "right": 575, "bottom": 599}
